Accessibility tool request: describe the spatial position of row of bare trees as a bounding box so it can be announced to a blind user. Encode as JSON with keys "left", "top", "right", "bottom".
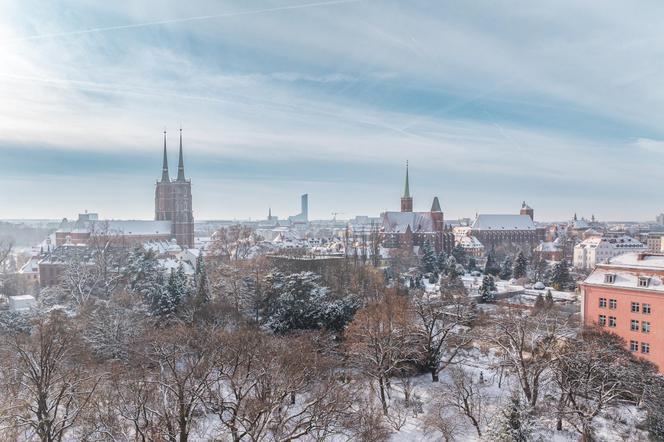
{"left": 0, "top": 311, "right": 368, "bottom": 442}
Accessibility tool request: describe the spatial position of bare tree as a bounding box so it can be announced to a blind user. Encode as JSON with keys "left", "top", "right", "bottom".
{"left": 136, "top": 325, "right": 218, "bottom": 442}
{"left": 411, "top": 289, "right": 473, "bottom": 382}
{"left": 554, "top": 328, "right": 651, "bottom": 441}
{"left": 203, "top": 328, "right": 351, "bottom": 441}
{"left": 488, "top": 308, "right": 574, "bottom": 407}
{"left": 435, "top": 367, "right": 489, "bottom": 437}
{"left": 345, "top": 294, "right": 420, "bottom": 414}
{"left": 0, "top": 312, "right": 103, "bottom": 442}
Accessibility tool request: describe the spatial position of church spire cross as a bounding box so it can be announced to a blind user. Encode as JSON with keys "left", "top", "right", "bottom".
{"left": 161, "top": 130, "right": 170, "bottom": 182}
{"left": 176, "top": 127, "right": 186, "bottom": 182}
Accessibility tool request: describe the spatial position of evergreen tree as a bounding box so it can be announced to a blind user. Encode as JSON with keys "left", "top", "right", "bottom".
{"left": 420, "top": 240, "right": 438, "bottom": 275}
{"left": 499, "top": 256, "right": 513, "bottom": 280}
{"left": 479, "top": 275, "right": 496, "bottom": 303}
{"left": 445, "top": 255, "right": 458, "bottom": 277}
{"left": 162, "top": 264, "right": 189, "bottom": 314}
{"left": 544, "top": 289, "right": 554, "bottom": 308}
{"left": 194, "top": 254, "right": 210, "bottom": 305}
{"left": 150, "top": 273, "right": 176, "bottom": 316}
{"left": 125, "top": 246, "right": 161, "bottom": 299}
{"left": 436, "top": 251, "right": 448, "bottom": 275}
{"left": 484, "top": 393, "right": 533, "bottom": 442}
{"left": 468, "top": 257, "right": 477, "bottom": 272}
{"left": 484, "top": 252, "right": 499, "bottom": 276}
{"left": 451, "top": 243, "right": 467, "bottom": 267}
{"left": 551, "top": 259, "right": 571, "bottom": 290}
{"left": 512, "top": 251, "right": 528, "bottom": 279}
{"left": 533, "top": 294, "right": 545, "bottom": 313}
{"left": 264, "top": 271, "right": 360, "bottom": 333}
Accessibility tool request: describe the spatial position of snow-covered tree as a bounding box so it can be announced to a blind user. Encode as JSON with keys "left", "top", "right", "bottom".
{"left": 479, "top": 276, "right": 496, "bottom": 303}
{"left": 512, "top": 252, "right": 528, "bottom": 280}
{"left": 484, "top": 393, "right": 533, "bottom": 442}
{"left": 436, "top": 251, "right": 448, "bottom": 274}
{"left": 551, "top": 259, "right": 571, "bottom": 290}
{"left": 420, "top": 240, "right": 438, "bottom": 275}
{"left": 451, "top": 244, "right": 467, "bottom": 267}
{"left": 484, "top": 252, "right": 499, "bottom": 276}
{"left": 412, "top": 291, "right": 473, "bottom": 382}
{"left": 545, "top": 289, "right": 554, "bottom": 308}
{"left": 264, "top": 271, "right": 359, "bottom": 333}
{"left": 193, "top": 254, "right": 210, "bottom": 305}
{"left": 125, "top": 247, "right": 161, "bottom": 299}
{"left": 499, "top": 256, "right": 513, "bottom": 280}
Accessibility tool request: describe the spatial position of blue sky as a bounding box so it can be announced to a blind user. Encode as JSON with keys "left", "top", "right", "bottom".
{"left": 1, "top": 0, "right": 663, "bottom": 221}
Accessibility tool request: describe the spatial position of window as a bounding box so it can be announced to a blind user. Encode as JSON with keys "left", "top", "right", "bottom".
{"left": 643, "top": 321, "right": 651, "bottom": 333}
{"left": 609, "top": 299, "right": 617, "bottom": 309}
{"left": 631, "top": 320, "right": 640, "bottom": 331}
{"left": 639, "top": 277, "right": 651, "bottom": 288}
{"left": 604, "top": 273, "right": 616, "bottom": 283}
{"left": 644, "top": 303, "right": 651, "bottom": 314}
{"left": 599, "top": 298, "right": 607, "bottom": 308}
{"left": 631, "top": 302, "right": 640, "bottom": 313}
{"left": 609, "top": 316, "right": 617, "bottom": 328}
{"left": 642, "top": 342, "right": 650, "bottom": 354}
{"left": 598, "top": 315, "right": 606, "bottom": 326}
{"left": 630, "top": 340, "right": 639, "bottom": 352}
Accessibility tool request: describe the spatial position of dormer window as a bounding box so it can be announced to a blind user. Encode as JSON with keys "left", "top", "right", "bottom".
{"left": 638, "top": 276, "right": 651, "bottom": 288}
{"left": 604, "top": 273, "right": 616, "bottom": 284}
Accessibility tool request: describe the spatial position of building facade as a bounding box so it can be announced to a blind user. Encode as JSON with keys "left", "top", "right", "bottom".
{"left": 380, "top": 164, "right": 454, "bottom": 253}
{"left": 470, "top": 205, "right": 544, "bottom": 252}
{"left": 573, "top": 235, "right": 647, "bottom": 270}
{"left": 581, "top": 253, "right": 664, "bottom": 371}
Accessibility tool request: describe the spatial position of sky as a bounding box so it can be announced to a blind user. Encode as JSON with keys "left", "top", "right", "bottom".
{"left": 1, "top": 0, "right": 664, "bottom": 222}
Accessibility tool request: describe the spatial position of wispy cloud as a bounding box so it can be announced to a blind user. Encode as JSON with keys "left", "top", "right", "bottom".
{"left": 0, "top": 0, "right": 663, "bottom": 220}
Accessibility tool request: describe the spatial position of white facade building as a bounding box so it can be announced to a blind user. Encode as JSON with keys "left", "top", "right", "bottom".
{"left": 573, "top": 235, "right": 648, "bottom": 270}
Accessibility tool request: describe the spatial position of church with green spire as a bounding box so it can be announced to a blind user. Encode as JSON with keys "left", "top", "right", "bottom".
{"left": 380, "top": 162, "right": 454, "bottom": 253}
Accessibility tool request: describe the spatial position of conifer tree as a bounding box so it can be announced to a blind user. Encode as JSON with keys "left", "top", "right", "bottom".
{"left": 194, "top": 254, "right": 210, "bottom": 305}
{"left": 551, "top": 259, "right": 571, "bottom": 290}
{"left": 545, "top": 289, "right": 554, "bottom": 308}
{"left": 512, "top": 251, "right": 528, "bottom": 279}
{"left": 451, "top": 243, "right": 467, "bottom": 267}
{"left": 420, "top": 240, "right": 438, "bottom": 275}
{"left": 484, "top": 252, "right": 499, "bottom": 276}
{"left": 499, "top": 256, "right": 513, "bottom": 280}
{"left": 479, "top": 275, "right": 496, "bottom": 303}
{"left": 485, "top": 393, "right": 533, "bottom": 442}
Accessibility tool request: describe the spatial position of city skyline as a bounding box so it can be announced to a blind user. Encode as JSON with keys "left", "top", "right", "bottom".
{"left": 2, "top": 1, "right": 664, "bottom": 220}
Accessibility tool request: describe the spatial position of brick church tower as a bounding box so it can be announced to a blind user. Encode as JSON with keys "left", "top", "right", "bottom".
{"left": 155, "top": 129, "right": 194, "bottom": 248}
{"left": 400, "top": 161, "right": 413, "bottom": 212}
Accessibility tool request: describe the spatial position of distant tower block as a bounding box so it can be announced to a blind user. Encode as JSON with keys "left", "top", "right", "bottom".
{"left": 400, "top": 161, "right": 413, "bottom": 213}
{"left": 288, "top": 193, "right": 309, "bottom": 223}
{"left": 520, "top": 201, "right": 534, "bottom": 221}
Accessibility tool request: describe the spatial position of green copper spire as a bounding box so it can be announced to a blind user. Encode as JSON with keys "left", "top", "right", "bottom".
{"left": 403, "top": 161, "right": 410, "bottom": 198}
{"left": 161, "top": 130, "right": 170, "bottom": 182}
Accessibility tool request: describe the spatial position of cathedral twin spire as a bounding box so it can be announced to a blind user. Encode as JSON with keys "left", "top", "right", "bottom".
{"left": 161, "top": 128, "right": 187, "bottom": 183}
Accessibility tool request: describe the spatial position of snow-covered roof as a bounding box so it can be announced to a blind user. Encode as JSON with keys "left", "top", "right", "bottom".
{"left": 458, "top": 235, "right": 483, "bottom": 249}
{"left": 534, "top": 241, "right": 561, "bottom": 252}
{"left": 382, "top": 211, "right": 436, "bottom": 233}
{"left": 98, "top": 220, "right": 172, "bottom": 236}
{"left": 576, "top": 235, "right": 646, "bottom": 250}
{"left": 604, "top": 252, "right": 664, "bottom": 270}
{"left": 471, "top": 214, "right": 535, "bottom": 231}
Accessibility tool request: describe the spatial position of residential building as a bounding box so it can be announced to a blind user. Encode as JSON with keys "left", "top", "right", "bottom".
{"left": 581, "top": 252, "right": 664, "bottom": 371}
{"left": 573, "top": 235, "right": 647, "bottom": 270}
